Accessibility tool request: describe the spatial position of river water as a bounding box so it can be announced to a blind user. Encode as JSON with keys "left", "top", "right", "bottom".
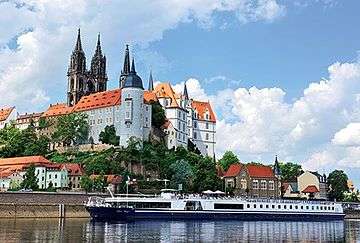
{"left": 0, "top": 218, "right": 359, "bottom": 242}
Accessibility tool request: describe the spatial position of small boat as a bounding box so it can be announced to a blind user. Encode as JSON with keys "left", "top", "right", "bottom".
{"left": 85, "top": 189, "right": 345, "bottom": 221}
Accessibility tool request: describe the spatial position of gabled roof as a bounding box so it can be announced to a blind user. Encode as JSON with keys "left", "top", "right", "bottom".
{"left": 0, "top": 156, "right": 51, "bottom": 167}
{"left": 90, "top": 174, "right": 122, "bottom": 184}
{"left": 42, "top": 103, "right": 74, "bottom": 117}
{"left": 62, "top": 163, "right": 83, "bottom": 176}
{"left": 223, "top": 163, "right": 242, "bottom": 177}
{"left": 191, "top": 100, "right": 216, "bottom": 122}
{"left": 0, "top": 107, "right": 15, "bottom": 122}
{"left": 154, "top": 83, "right": 179, "bottom": 108}
{"left": 74, "top": 89, "right": 121, "bottom": 112}
{"left": 246, "top": 164, "right": 275, "bottom": 178}
{"left": 302, "top": 185, "right": 319, "bottom": 193}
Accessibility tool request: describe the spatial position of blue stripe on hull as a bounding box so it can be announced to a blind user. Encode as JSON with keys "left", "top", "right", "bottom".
{"left": 86, "top": 207, "right": 344, "bottom": 222}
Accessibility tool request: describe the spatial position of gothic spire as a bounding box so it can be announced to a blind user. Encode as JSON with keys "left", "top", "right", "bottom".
{"left": 183, "top": 82, "right": 189, "bottom": 100}
{"left": 148, "top": 70, "right": 154, "bottom": 91}
{"left": 75, "top": 28, "right": 83, "bottom": 52}
{"left": 130, "top": 57, "right": 136, "bottom": 73}
{"left": 94, "top": 33, "right": 102, "bottom": 56}
{"left": 274, "top": 155, "right": 281, "bottom": 177}
{"left": 122, "top": 44, "right": 130, "bottom": 74}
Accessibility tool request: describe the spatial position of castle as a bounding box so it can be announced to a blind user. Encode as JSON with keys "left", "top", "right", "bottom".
{"left": 0, "top": 30, "right": 216, "bottom": 157}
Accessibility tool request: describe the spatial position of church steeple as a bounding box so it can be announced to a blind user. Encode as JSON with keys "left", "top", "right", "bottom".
{"left": 75, "top": 28, "right": 83, "bottom": 52}
{"left": 148, "top": 71, "right": 154, "bottom": 91}
{"left": 273, "top": 155, "right": 281, "bottom": 178}
{"left": 119, "top": 44, "right": 131, "bottom": 87}
{"left": 90, "top": 33, "right": 107, "bottom": 93}
{"left": 183, "top": 82, "right": 189, "bottom": 101}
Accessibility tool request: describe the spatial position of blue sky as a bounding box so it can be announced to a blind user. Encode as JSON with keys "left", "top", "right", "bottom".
{"left": 1, "top": 0, "right": 360, "bottom": 187}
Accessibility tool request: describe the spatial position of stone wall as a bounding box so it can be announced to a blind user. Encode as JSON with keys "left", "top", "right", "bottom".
{"left": 0, "top": 203, "right": 89, "bottom": 218}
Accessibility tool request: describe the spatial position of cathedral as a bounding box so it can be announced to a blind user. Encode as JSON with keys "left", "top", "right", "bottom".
{"left": 67, "top": 29, "right": 108, "bottom": 106}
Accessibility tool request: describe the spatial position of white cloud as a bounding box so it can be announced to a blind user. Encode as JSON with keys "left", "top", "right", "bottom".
{"left": 0, "top": 0, "right": 288, "bottom": 113}
{"left": 178, "top": 59, "right": 360, "bottom": 173}
{"left": 332, "top": 123, "right": 360, "bottom": 147}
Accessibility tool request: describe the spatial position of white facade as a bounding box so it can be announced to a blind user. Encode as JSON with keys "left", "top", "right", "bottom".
{"left": 45, "top": 166, "right": 69, "bottom": 188}
{"left": 162, "top": 107, "right": 188, "bottom": 149}
{"left": 191, "top": 118, "right": 216, "bottom": 156}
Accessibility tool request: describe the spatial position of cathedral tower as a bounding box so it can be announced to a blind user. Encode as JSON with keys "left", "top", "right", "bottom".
{"left": 67, "top": 29, "right": 87, "bottom": 106}
{"left": 119, "top": 45, "right": 130, "bottom": 88}
{"left": 90, "top": 33, "right": 107, "bottom": 93}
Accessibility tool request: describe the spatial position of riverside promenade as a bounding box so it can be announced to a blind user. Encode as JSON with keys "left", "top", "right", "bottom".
{"left": 0, "top": 191, "right": 107, "bottom": 218}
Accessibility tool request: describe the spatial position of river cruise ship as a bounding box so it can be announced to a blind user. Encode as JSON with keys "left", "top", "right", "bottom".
{"left": 85, "top": 190, "right": 344, "bottom": 221}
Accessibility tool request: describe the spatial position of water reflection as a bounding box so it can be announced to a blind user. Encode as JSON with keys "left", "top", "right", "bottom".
{"left": 0, "top": 218, "right": 359, "bottom": 242}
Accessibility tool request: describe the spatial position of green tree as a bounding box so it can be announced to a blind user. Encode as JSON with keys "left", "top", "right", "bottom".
{"left": 93, "top": 172, "right": 108, "bottom": 192}
{"left": 99, "top": 125, "right": 119, "bottom": 146}
{"left": 169, "top": 159, "right": 193, "bottom": 191}
{"left": 218, "top": 151, "right": 239, "bottom": 171}
{"left": 52, "top": 113, "right": 89, "bottom": 146}
{"left": 328, "top": 170, "right": 349, "bottom": 201}
{"left": 80, "top": 175, "right": 93, "bottom": 192}
{"left": 151, "top": 101, "right": 166, "bottom": 128}
{"left": 192, "top": 156, "right": 222, "bottom": 192}
{"left": 20, "top": 164, "right": 39, "bottom": 190}
{"left": 279, "top": 162, "right": 303, "bottom": 181}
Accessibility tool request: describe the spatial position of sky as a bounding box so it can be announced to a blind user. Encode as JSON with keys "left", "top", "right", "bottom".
{"left": 1, "top": 0, "right": 360, "bottom": 187}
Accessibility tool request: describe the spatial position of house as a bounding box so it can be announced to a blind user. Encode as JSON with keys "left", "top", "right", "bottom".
{"left": 282, "top": 171, "right": 328, "bottom": 200}
{"left": 223, "top": 159, "right": 281, "bottom": 198}
{"left": 63, "top": 163, "right": 84, "bottom": 190}
{"left": 90, "top": 174, "right": 122, "bottom": 193}
{"left": 298, "top": 171, "right": 328, "bottom": 199}
{"left": 15, "top": 112, "right": 43, "bottom": 130}
{"left": 0, "top": 156, "right": 69, "bottom": 190}
{"left": 0, "top": 107, "right": 17, "bottom": 129}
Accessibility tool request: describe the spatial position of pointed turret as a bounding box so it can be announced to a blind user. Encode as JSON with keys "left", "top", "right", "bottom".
{"left": 122, "top": 57, "right": 144, "bottom": 89}
{"left": 148, "top": 71, "right": 154, "bottom": 91}
{"left": 75, "top": 28, "right": 83, "bottom": 52}
{"left": 273, "top": 155, "right": 281, "bottom": 177}
{"left": 90, "top": 33, "right": 107, "bottom": 92}
{"left": 119, "top": 44, "right": 131, "bottom": 87}
{"left": 183, "top": 82, "right": 189, "bottom": 101}
{"left": 94, "top": 33, "right": 102, "bottom": 56}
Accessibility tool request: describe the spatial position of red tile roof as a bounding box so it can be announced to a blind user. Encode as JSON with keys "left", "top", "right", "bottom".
{"left": 191, "top": 100, "right": 216, "bottom": 123}
{"left": 74, "top": 89, "right": 121, "bottom": 112}
{"left": 62, "top": 163, "right": 83, "bottom": 176}
{"left": 144, "top": 90, "right": 158, "bottom": 103}
{"left": 0, "top": 107, "right": 15, "bottom": 122}
{"left": 223, "top": 164, "right": 242, "bottom": 177}
{"left": 90, "top": 174, "right": 122, "bottom": 184}
{"left": 302, "top": 185, "right": 319, "bottom": 193}
{"left": 154, "top": 83, "right": 180, "bottom": 108}
{"left": 42, "top": 103, "right": 74, "bottom": 117}
{"left": 246, "top": 164, "right": 275, "bottom": 178}
{"left": 0, "top": 156, "right": 51, "bottom": 167}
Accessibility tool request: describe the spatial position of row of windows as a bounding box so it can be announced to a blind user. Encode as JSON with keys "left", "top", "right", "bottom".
{"left": 90, "top": 107, "right": 114, "bottom": 115}
{"left": 193, "top": 132, "right": 211, "bottom": 141}
{"left": 246, "top": 203, "right": 335, "bottom": 211}
{"left": 252, "top": 180, "right": 275, "bottom": 190}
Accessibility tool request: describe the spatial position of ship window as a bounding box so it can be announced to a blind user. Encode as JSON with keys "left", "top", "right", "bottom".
{"left": 312, "top": 206, "right": 314, "bottom": 210}
{"left": 317, "top": 206, "right": 319, "bottom": 210}
{"left": 320, "top": 206, "right": 323, "bottom": 210}
{"left": 290, "top": 205, "right": 292, "bottom": 209}
{"left": 214, "top": 204, "right": 244, "bottom": 210}
{"left": 131, "top": 202, "right": 171, "bottom": 209}
{"left": 253, "top": 204, "right": 257, "bottom": 208}
{"left": 272, "top": 205, "right": 275, "bottom": 209}
{"left": 332, "top": 207, "right": 334, "bottom": 210}
{"left": 301, "top": 206, "right": 303, "bottom": 210}
{"left": 278, "top": 205, "right": 281, "bottom": 209}
{"left": 260, "top": 204, "right": 263, "bottom": 208}
{"left": 306, "top": 206, "right": 309, "bottom": 210}
{"left": 295, "top": 205, "right": 298, "bottom": 209}
{"left": 247, "top": 204, "right": 250, "bottom": 208}
{"left": 284, "top": 205, "right": 287, "bottom": 209}
{"left": 266, "top": 205, "right": 269, "bottom": 209}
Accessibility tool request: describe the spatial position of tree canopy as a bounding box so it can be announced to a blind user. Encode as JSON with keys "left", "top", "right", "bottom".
{"left": 20, "top": 164, "right": 39, "bottom": 190}
{"left": 327, "top": 170, "right": 349, "bottom": 201}
{"left": 99, "top": 125, "right": 120, "bottom": 146}
{"left": 151, "top": 101, "right": 166, "bottom": 128}
{"left": 218, "top": 151, "right": 239, "bottom": 171}
{"left": 52, "top": 113, "right": 89, "bottom": 146}
{"left": 279, "top": 162, "right": 303, "bottom": 181}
